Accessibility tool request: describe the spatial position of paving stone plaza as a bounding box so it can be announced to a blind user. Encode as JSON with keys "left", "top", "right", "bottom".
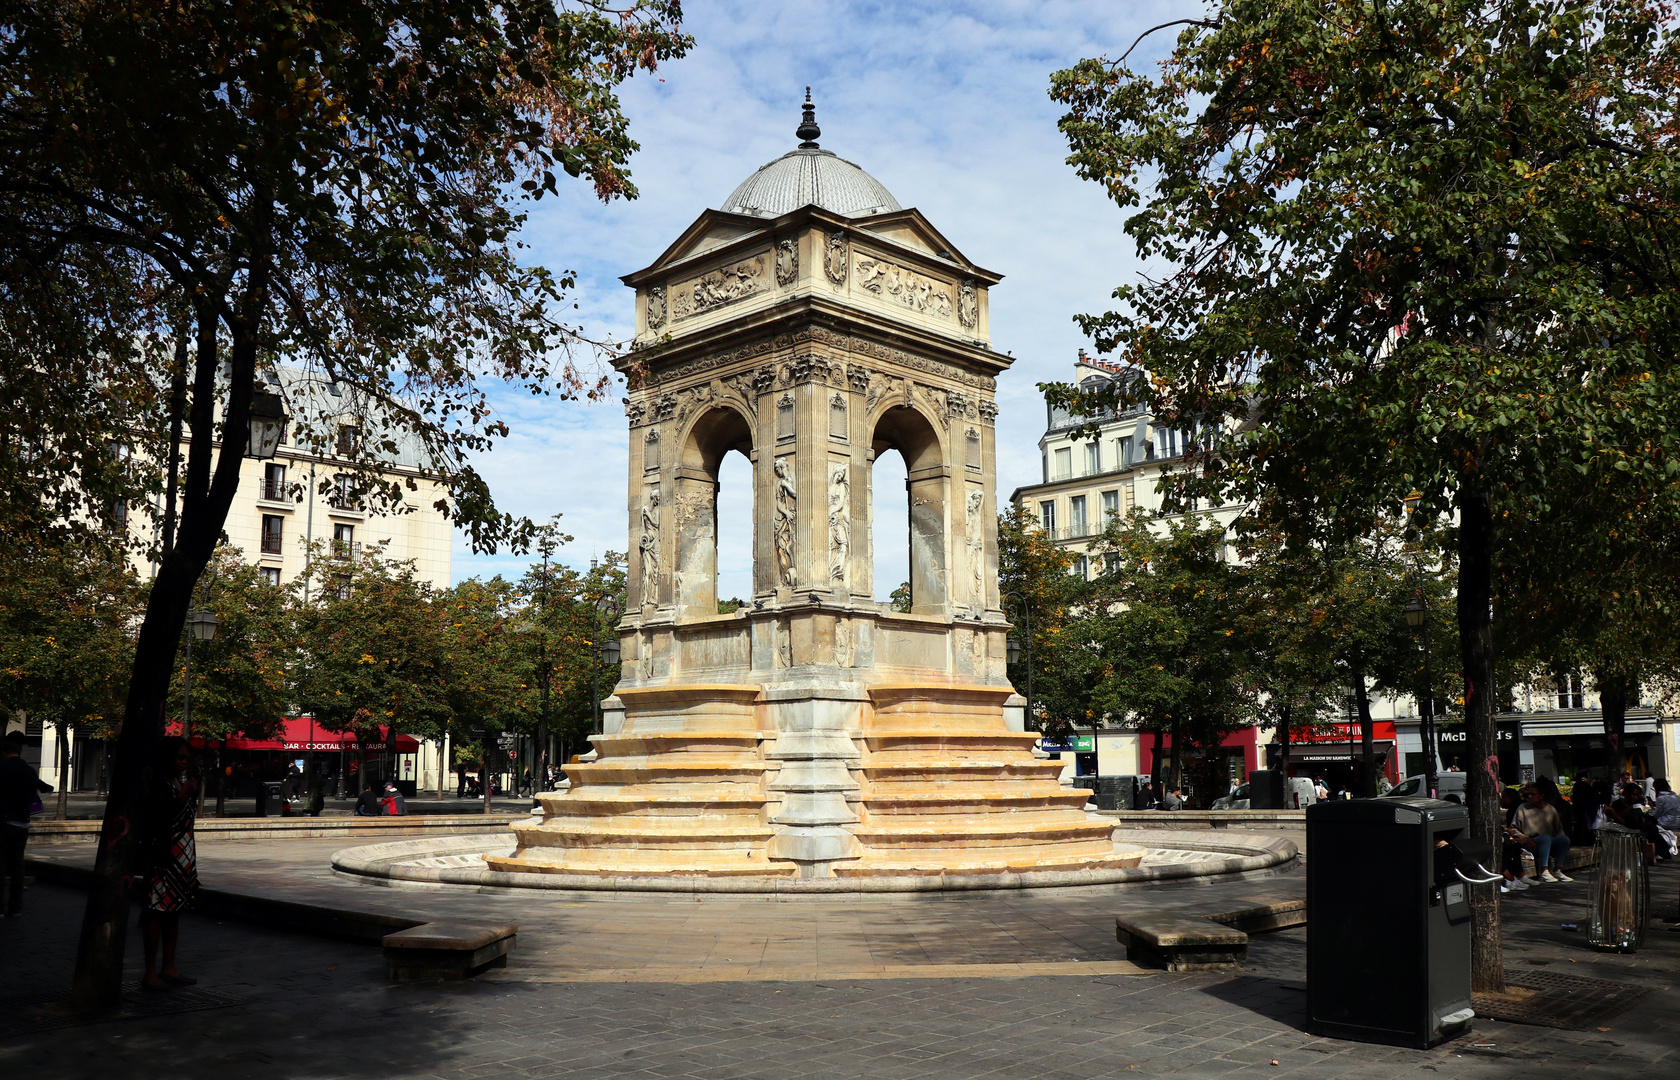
{"left": 5, "top": 824, "right": 1679, "bottom": 1079}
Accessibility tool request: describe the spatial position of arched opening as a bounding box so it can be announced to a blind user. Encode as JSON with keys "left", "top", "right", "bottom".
{"left": 870, "top": 405, "right": 946, "bottom": 614}
{"left": 715, "top": 449, "right": 753, "bottom": 609}
{"left": 871, "top": 446, "right": 908, "bottom": 605}
{"left": 675, "top": 407, "right": 754, "bottom": 618}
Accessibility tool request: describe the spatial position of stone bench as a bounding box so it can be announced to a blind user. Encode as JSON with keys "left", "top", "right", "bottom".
{"left": 1205, "top": 899, "right": 1306, "bottom": 934}
{"left": 1116, "top": 912, "right": 1248, "bottom": 971}
{"left": 383, "top": 920, "right": 518, "bottom": 983}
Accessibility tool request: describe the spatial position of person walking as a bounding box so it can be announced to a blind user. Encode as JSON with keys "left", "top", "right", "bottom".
{"left": 1512, "top": 784, "right": 1574, "bottom": 883}
{"left": 141, "top": 736, "right": 201, "bottom": 988}
{"left": 1, "top": 733, "right": 51, "bottom": 917}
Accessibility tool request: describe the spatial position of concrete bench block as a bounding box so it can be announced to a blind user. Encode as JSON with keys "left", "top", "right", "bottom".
{"left": 1206, "top": 899, "right": 1307, "bottom": 934}
{"left": 1116, "top": 912, "right": 1248, "bottom": 971}
{"left": 383, "top": 920, "right": 518, "bottom": 983}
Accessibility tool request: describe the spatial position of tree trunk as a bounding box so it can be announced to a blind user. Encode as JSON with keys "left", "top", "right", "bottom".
{"left": 1280, "top": 702, "right": 1292, "bottom": 790}
{"left": 1169, "top": 717, "right": 1183, "bottom": 795}
{"left": 55, "top": 722, "right": 71, "bottom": 820}
{"left": 1150, "top": 728, "right": 1163, "bottom": 790}
{"left": 1596, "top": 669, "right": 1628, "bottom": 780}
{"left": 1353, "top": 670, "right": 1377, "bottom": 798}
{"left": 437, "top": 736, "right": 446, "bottom": 799}
{"left": 1458, "top": 485, "right": 1504, "bottom": 994}
{"left": 73, "top": 297, "right": 263, "bottom": 1010}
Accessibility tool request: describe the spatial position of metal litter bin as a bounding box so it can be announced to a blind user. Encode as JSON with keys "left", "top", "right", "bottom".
{"left": 257, "top": 781, "right": 284, "bottom": 817}
{"left": 1589, "top": 824, "right": 1648, "bottom": 951}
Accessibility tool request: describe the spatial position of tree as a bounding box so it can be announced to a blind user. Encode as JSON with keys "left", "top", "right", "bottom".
{"left": 996, "top": 505, "right": 1081, "bottom": 733}
{"left": 1069, "top": 513, "right": 1262, "bottom": 799}
{"left": 1048, "top": 0, "right": 1680, "bottom": 990}
{"left": 1, "top": 0, "right": 690, "bottom": 1005}
{"left": 439, "top": 575, "right": 526, "bottom": 809}
{"left": 0, "top": 533, "right": 142, "bottom": 816}
{"left": 519, "top": 553, "right": 628, "bottom": 767}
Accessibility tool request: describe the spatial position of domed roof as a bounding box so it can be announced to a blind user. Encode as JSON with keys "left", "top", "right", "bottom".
{"left": 719, "top": 90, "right": 901, "bottom": 219}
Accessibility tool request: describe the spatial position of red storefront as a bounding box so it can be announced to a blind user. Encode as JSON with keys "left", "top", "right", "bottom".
{"left": 1138, "top": 727, "right": 1262, "bottom": 796}
{"left": 1275, "top": 720, "right": 1401, "bottom": 790}
{"left": 181, "top": 717, "right": 419, "bottom": 796}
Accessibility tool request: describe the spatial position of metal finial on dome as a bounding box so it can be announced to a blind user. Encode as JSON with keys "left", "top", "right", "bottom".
{"left": 796, "top": 86, "right": 821, "bottom": 148}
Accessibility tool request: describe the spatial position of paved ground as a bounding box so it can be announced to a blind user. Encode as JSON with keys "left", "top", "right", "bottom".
{"left": 6, "top": 827, "right": 1678, "bottom": 1079}
{"left": 44, "top": 791, "right": 537, "bottom": 819}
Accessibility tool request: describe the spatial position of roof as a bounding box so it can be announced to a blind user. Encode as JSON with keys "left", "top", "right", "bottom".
{"left": 720, "top": 147, "right": 901, "bottom": 219}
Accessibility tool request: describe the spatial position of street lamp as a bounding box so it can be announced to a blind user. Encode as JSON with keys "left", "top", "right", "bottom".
{"left": 181, "top": 607, "right": 218, "bottom": 742}
{"left": 246, "top": 389, "right": 289, "bottom": 460}
{"left": 1404, "top": 591, "right": 1438, "bottom": 799}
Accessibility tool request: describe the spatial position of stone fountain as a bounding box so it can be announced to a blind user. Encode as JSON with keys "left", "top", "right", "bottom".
{"left": 489, "top": 98, "right": 1144, "bottom": 883}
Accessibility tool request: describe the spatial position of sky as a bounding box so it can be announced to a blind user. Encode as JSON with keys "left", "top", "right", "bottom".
{"left": 450, "top": 1, "right": 1180, "bottom": 592}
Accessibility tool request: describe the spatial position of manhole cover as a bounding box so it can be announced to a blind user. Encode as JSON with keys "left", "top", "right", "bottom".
{"left": 1473, "top": 969, "right": 1644, "bottom": 1031}
{"left": 0, "top": 983, "right": 249, "bottom": 1039}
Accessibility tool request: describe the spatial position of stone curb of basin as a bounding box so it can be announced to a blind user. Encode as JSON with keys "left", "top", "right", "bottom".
{"left": 328, "top": 830, "right": 1301, "bottom": 895}
{"left": 29, "top": 813, "right": 526, "bottom": 844}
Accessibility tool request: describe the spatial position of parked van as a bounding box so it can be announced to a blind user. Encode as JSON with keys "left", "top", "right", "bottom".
{"left": 1381, "top": 771, "right": 1467, "bottom": 804}
{"left": 1209, "top": 776, "right": 1319, "bottom": 810}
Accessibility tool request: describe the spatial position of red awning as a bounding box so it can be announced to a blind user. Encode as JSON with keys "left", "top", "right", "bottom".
{"left": 187, "top": 717, "right": 420, "bottom": 753}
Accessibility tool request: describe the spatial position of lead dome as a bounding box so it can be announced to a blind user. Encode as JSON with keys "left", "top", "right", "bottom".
{"left": 719, "top": 90, "right": 901, "bottom": 219}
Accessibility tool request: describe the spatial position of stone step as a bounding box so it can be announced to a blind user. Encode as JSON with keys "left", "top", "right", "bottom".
{"left": 850, "top": 813, "right": 1117, "bottom": 848}
{"left": 513, "top": 819, "right": 774, "bottom": 848}
{"left": 485, "top": 852, "right": 799, "bottom": 878}
{"left": 860, "top": 761, "right": 1067, "bottom": 782}
{"left": 862, "top": 731, "right": 1043, "bottom": 754}
{"left": 538, "top": 790, "right": 768, "bottom": 818}
{"left": 563, "top": 760, "right": 767, "bottom": 785}
{"left": 860, "top": 784, "right": 1088, "bottom": 807}
{"left": 835, "top": 843, "right": 1145, "bottom": 877}
{"left": 589, "top": 731, "right": 764, "bottom": 756}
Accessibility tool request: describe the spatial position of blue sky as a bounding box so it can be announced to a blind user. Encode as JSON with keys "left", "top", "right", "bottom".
{"left": 451, "top": 2, "right": 1178, "bottom": 591}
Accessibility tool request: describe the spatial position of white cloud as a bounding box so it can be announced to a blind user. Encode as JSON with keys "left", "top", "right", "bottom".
{"left": 452, "top": 1, "right": 1182, "bottom": 581}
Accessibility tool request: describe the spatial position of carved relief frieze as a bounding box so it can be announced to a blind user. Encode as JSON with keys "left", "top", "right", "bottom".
{"left": 977, "top": 399, "right": 998, "bottom": 423}
{"left": 774, "top": 457, "right": 797, "bottom": 588}
{"left": 958, "top": 281, "right": 978, "bottom": 329}
{"left": 824, "top": 232, "right": 848, "bottom": 284}
{"left": 966, "top": 488, "right": 985, "bottom": 598}
{"left": 854, "top": 254, "right": 954, "bottom": 320}
{"left": 638, "top": 328, "right": 996, "bottom": 392}
{"left": 650, "top": 393, "right": 677, "bottom": 423}
{"left": 828, "top": 462, "right": 850, "bottom": 586}
{"left": 671, "top": 255, "right": 766, "bottom": 322}
{"left": 846, "top": 364, "right": 869, "bottom": 394}
{"left": 916, "top": 384, "right": 951, "bottom": 430}
{"left": 775, "top": 238, "right": 798, "bottom": 286}
{"left": 865, "top": 369, "right": 903, "bottom": 416}
{"left": 647, "top": 285, "right": 667, "bottom": 330}
{"left": 673, "top": 382, "right": 714, "bottom": 428}
{"left": 753, "top": 364, "right": 777, "bottom": 395}
{"left": 624, "top": 399, "right": 647, "bottom": 426}
{"left": 722, "top": 372, "right": 758, "bottom": 417}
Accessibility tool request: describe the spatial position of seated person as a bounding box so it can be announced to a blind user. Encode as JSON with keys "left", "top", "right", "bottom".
{"left": 380, "top": 781, "right": 408, "bottom": 816}
{"left": 1498, "top": 787, "right": 1534, "bottom": 892}
{"left": 354, "top": 783, "right": 383, "bottom": 816}
{"left": 1511, "top": 784, "right": 1573, "bottom": 882}
{"left": 1650, "top": 778, "right": 1680, "bottom": 831}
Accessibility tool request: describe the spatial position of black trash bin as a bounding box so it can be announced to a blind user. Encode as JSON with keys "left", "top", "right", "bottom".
{"left": 1248, "top": 769, "right": 1285, "bottom": 809}
{"left": 1307, "top": 797, "right": 1488, "bottom": 1048}
{"left": 257, "top": 781, "right": 285, "bottom": 817}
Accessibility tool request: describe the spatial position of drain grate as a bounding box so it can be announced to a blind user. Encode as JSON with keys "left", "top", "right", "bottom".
{"left": 0, "top": 983, "right": 249, "bottom": 1039}
{"left": 1473, "top": 969, "right": 1645, "bottom": 1031}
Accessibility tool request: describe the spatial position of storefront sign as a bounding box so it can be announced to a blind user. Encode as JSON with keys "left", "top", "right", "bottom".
{"left": 1039, "top": 736, "right": 1094, "bottom": 753}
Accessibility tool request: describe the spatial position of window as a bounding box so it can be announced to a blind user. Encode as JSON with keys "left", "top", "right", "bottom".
{"left": 1117, "top": 437, "right": 1133, "bottom": 469}
{"left": 1103, "top": 552, "right": 1119, "bottom": 574}
{"left": 1039, "top": 500, "right": 1057, "bottom": 533}
{"left": 262, "top": 462, "right": 286, "bottom": 501}
{"left": 1053, "top": 447, "right": 1071, "bottom": 480}
{"left": 333, "top": 522, "right": 356, "bottom": 558}
{"left": 261, "top": 514, "right": 283, "bottom": 554}
{"left": 330, "top": 473, "right": 358, "bottom": 510}
{"left": 1101, "top": 490, "right": 1120, "bottom": 521}
{"left": 330, "top": 574, "right": 351, "bottom": 601}
{"left": 1083, "top": 442, "right": 1100, "bottom": 475}
{"left": 110, "top": 500, "right": 128, "bottom": 531}
{"left": 1072, "top": 556, "right": 1089, "bottom": 579}
{"left": 336, "top": 424, "right": 359, "bottom": 455}
{"left": 1069, "top": 495, "right": 1088, "bottom": 537}
{"left": 1122, "top": 483, "right": 1136, "bottom": 514}
{"left": 1557, "top": 674, "right": 1584, "bottom": 710}
{"left": 260, "top": 567, "right": 281, "bottom": 587}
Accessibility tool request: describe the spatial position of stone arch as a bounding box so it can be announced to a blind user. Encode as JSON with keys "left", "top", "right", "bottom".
{"left": 674, "top": 404, "right": 755, "bottom": 618}
{"left": 870, "top": 404, "right": 948, "bottom": 613}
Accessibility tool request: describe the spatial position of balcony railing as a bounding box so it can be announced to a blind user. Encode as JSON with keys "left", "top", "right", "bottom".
{"left": 328, "top": 493, "right": 362, "bottom": 512}
{"left": 260, "top": 533, "right": 283, "bottom": 555}
{"left": 331, "top": 540, "right": 362, "bottom": 559}
{"left": 259, "top": 479, "right": 287, "bottom": 501}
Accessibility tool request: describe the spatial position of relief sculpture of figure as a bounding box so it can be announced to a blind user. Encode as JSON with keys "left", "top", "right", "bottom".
{"left": 639, "top": 493, "right": 661, "bottom": 598}
{"left": 967, "top": 489, "right": 985, "bottom": 598}
{"left": 774, "top": 458, "right": 797, "bottom": 587}
{"left": 828, "top": 464, "right": 850, "bottom": 586}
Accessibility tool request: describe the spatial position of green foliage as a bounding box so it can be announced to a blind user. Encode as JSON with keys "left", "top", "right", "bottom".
{"left": 996, "top": 505, "right": 1081, "bottom": 731}
{"left": 168, "top": 548, "right": 294, "bottom": 743}
{"left": 887, "top": 582, "right": 913, "bottom": 614}
{"left": 0, "top": 533, "right": 142, "bottom": 735}
{"left": 518, "top": 553, "right": 628, "bottom": 757}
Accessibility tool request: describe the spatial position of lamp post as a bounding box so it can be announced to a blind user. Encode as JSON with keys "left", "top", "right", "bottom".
{"left": 591, "top": 591, "right": 622, "bottom": 737}
{"left": 1405, "top": 592, "right": 1438, "bottom": 799}
{"left": 246, "top": 389, "right": 289, "bottom": 460}
{"left": 1001, "top": 592, "right": 1033, "bottom": 737}
{"left": 181, "top": 607, "right": 218, "bottom": 744}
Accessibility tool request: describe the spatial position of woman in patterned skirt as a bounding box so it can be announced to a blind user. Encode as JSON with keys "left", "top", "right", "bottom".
{"left": 142, "top": 735, "right": 200, "bottom": 990}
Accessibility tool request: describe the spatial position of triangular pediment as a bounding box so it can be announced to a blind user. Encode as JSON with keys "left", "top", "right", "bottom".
{"left": 624, "top": 206, "right": 999, "bottom": 286}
